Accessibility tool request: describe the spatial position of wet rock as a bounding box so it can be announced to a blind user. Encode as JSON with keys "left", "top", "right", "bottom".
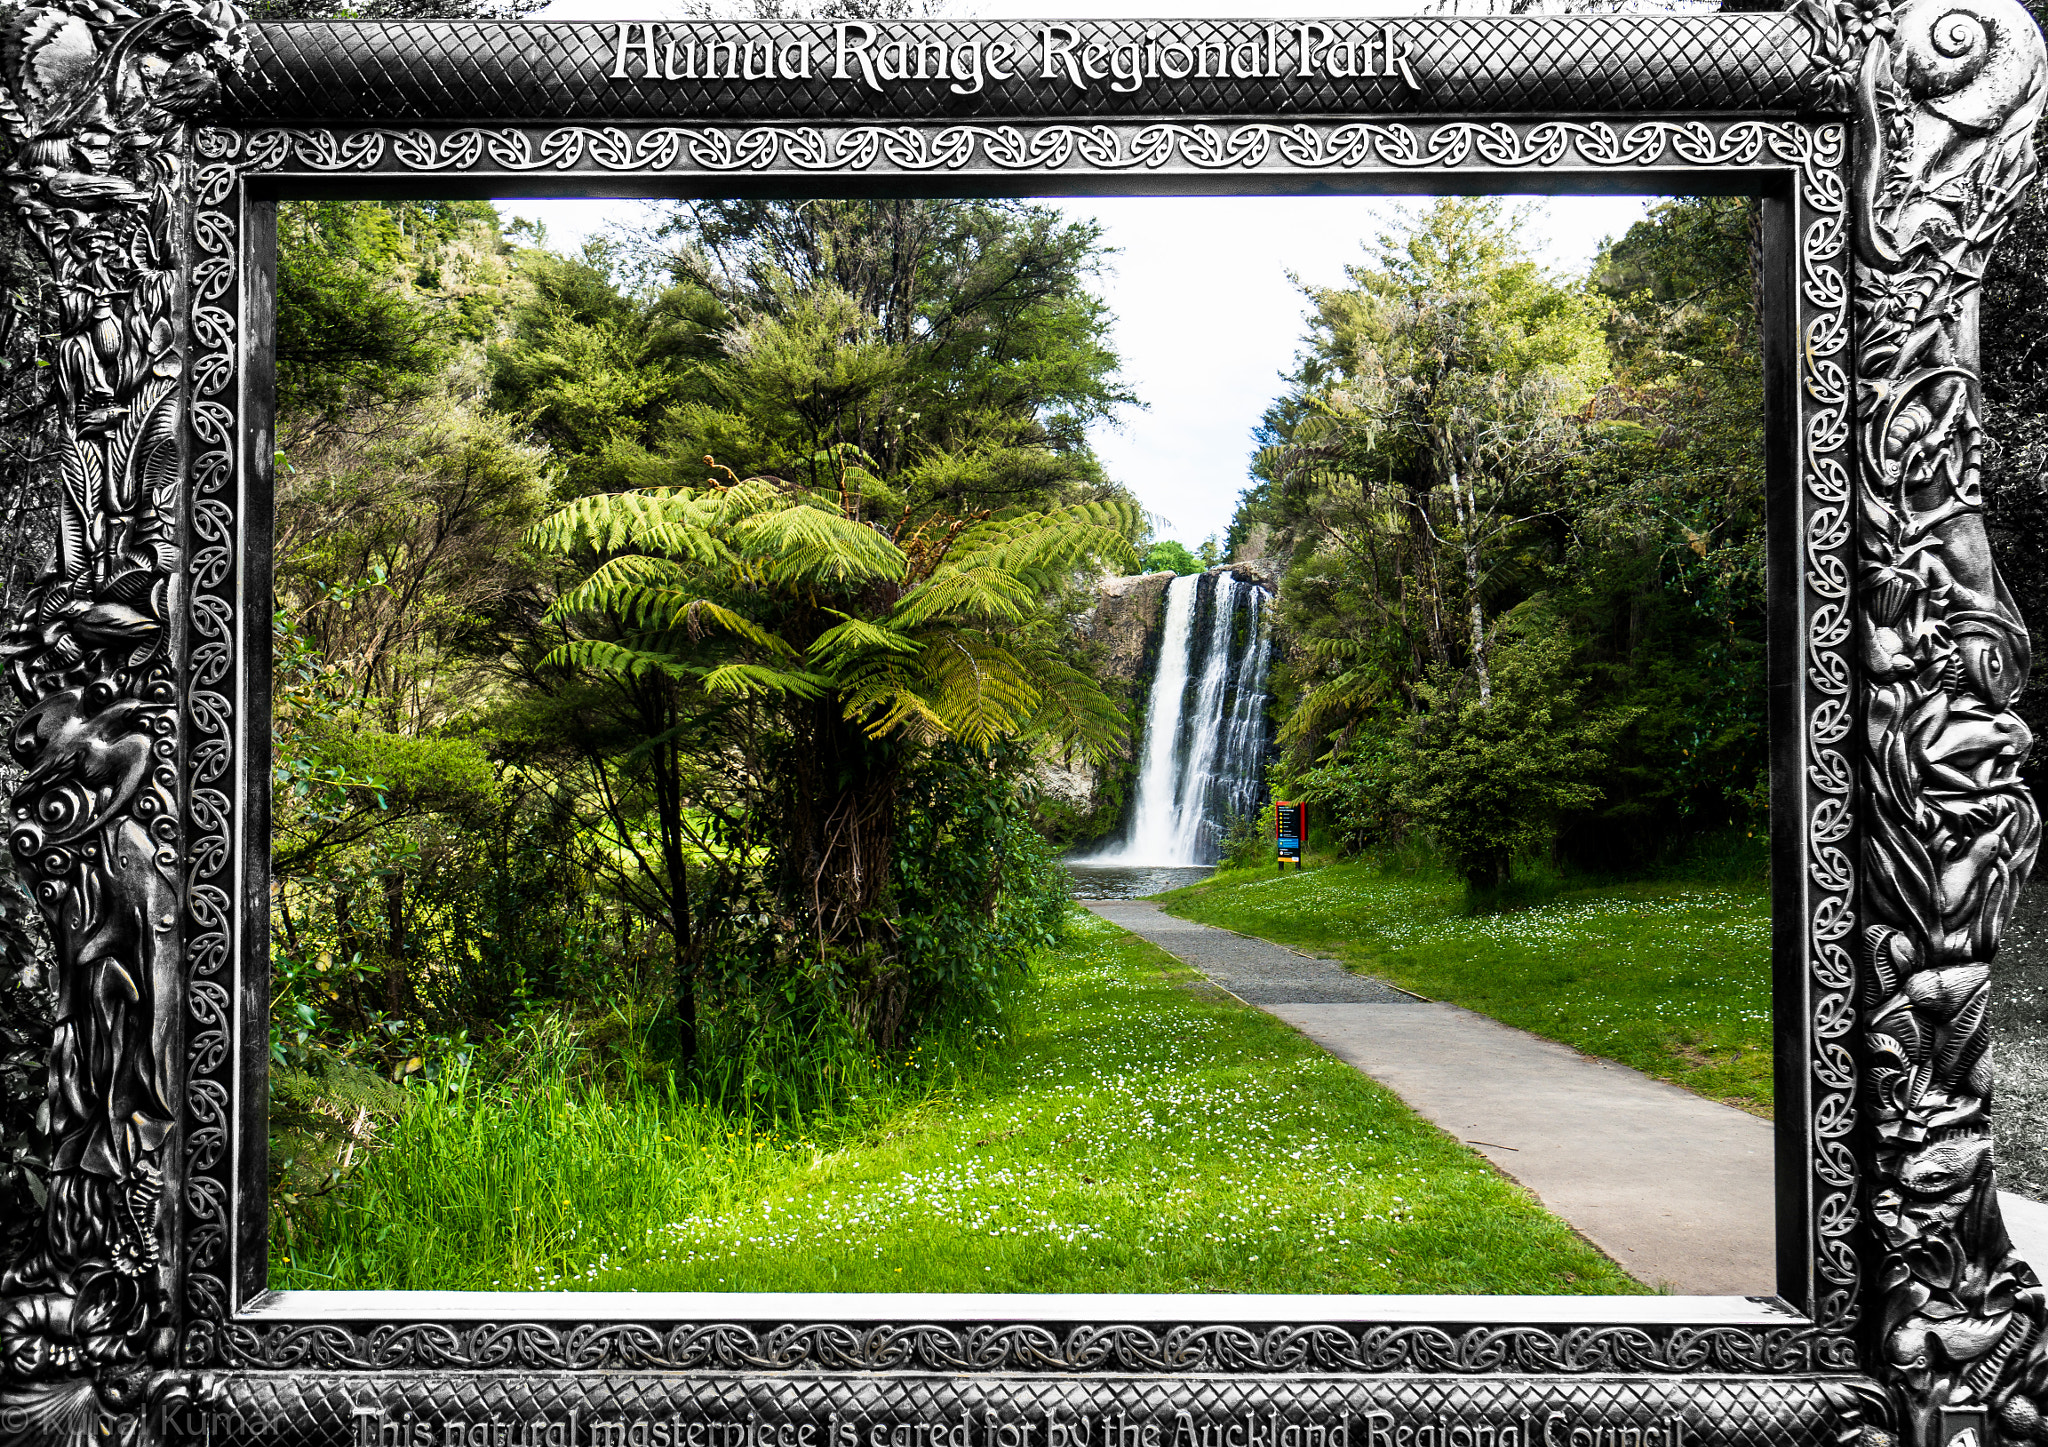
{"left": 1031, "top": 572, "right": 1174, "bottom": 847}
{"left": 1085, "top": 570, "right": 1176, "bottom": 685}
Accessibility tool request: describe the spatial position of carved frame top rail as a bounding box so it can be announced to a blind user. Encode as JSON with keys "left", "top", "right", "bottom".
{"left": 219, "top": 14, "right": 1821, "bottom": 125}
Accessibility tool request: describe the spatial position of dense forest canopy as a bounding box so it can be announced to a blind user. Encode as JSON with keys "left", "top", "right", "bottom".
{"left": 255, "top": 184, "right": 1798, "bottom": 1096}
{"left": 262, "top": 194, "right": 1145, "bottom": 1085}
{"left": 1231, "top": 196, "right": 1769, "bottom": 887}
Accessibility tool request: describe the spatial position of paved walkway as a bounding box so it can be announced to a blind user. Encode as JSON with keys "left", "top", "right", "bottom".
{"left": 1082, "top": 898, "right": 2048, "bottom": 1295}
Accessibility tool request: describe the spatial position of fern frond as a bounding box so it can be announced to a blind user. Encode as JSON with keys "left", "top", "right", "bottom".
{"left": 1017, "top": 653, "right": 1130, "bottom": 764}
{"left": 549, "top": 561, "right": 794, "bottom": 657}
{"left": 731, "top": 503, "right": 906, "bottom": 585}
{"left": 807, "top": 612, "right": 922, "bottom": 669}
{"left": 840, "top": 663, "right": 952, "bottom": 745}
{"left": 549, "top": 554, "right": 699, "bottom": 619}
{"left": 1299, "top": 635, "right": 1368, "bottom": 661}
{"left": 698, "top": 662, "right": 830, "bottom": 699}
{"left": 889, "top": 565, "right": 1034, "bottom": 629}
{"left": 947, "top": 500, "right": 1140, "bottom": 580}
{"left": 1278, "top": 669, "right": 1387, "bottom": 744}
{"left": 527, "top": 489, "right": 723, "bottom": 560}
{"left": 701, "top": 475, "right": 796, "bottom": 524}
{"left": 539, "top": 638, "right": 692, "bottom": 681}
{"left": 914, "top": 634, "right": 1040, "bottom": 750}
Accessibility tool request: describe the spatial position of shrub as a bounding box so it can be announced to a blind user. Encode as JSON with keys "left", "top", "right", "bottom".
{"left": 1218, "top": 809, "right": 1273, "bottom": 871}
{"left": 887, "top": 745, "right": 1068, "bottom": 1038}
{"left": 1290, "top": 729, "right": 1408, "bottom": 856}
{"left": 1394, "top": 626, "right": 1634, "bottom": 890}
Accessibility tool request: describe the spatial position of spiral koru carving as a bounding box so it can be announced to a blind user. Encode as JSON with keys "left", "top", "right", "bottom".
{"left": 0, "top": 3, "right": 246, "bottom": 1445}
{"left": 1839, "top": 0, "right": 2048, "bottom": 1443}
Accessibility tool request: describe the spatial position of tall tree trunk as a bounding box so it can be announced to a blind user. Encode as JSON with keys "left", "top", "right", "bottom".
{"left": 1403, "top": 481, "right": 1454, "bottom": 671}
{"left": 334, "top": 888, "right": 352, "bottom": 959}
{"left": 777, "top": 703, "right": 900, "bottom": 1043}
{"left": 1449, "top": 468, "right": 1491, "bottom": 705}
{"left": 653, "top": 691, "right": 696, "bottom": 1061}
{"left": 274, "top": 879, "right": 300, "bottom": 959}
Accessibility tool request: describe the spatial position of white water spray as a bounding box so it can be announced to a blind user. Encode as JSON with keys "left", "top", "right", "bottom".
{"left": 1087, "top": 570, "right": 1273, "bottom": 866}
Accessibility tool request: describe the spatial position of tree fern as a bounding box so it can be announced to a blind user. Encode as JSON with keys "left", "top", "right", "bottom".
{"left": 532, "top": 462, "right": 1131, "bottom": 763}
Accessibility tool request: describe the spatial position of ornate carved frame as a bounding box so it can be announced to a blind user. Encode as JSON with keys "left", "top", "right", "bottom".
{"left": 0, "top": 3, "right": 2042, "bottom": 1446}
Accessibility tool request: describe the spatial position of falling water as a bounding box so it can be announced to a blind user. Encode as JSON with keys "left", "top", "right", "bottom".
{"left": 1088, "top": 569, "right": 1274, "bottom": 867}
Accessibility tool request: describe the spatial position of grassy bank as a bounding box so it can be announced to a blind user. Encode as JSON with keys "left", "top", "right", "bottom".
{"left": 273, "top": 910, "right": 1641, "bottom": 1295}
{"left": 1158, "top": 859, "right": 1772, "bottom": 1115}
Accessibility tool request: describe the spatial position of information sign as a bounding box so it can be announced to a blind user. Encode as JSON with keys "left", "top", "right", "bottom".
{"left": 1275, "top": 801, "right": 1305, "bottom": 867}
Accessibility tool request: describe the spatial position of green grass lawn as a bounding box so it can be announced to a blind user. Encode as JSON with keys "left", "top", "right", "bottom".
{"left": 272, "top": 910, "right": 1641, "bottom": 1295}
{"left": 1158, "top": 860, "right": 1772, "bottom": 1115}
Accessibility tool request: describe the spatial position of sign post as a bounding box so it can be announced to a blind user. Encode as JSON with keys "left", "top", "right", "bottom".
{"left": 1275, "top": 801, "right": 1305, "bottom": 869}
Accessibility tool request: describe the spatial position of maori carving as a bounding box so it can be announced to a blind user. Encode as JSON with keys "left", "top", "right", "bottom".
{"left": 1841, "top": 0, "right": 2048, "bottom": 1443}
{"left": 230, "top": 116, "right": 1838, "bottom": 179}
{"left": 0, "top": 0, "right": 245, "bottom": 1443}
{"left": 212, "top": 1316, "right": 1841, "bottom": 1377}
{"left": 174, "top": 66, "right": 1867, "bottom": 1407}
{"left": 11, "top": 3, "right": 2048, "bottom": 1443}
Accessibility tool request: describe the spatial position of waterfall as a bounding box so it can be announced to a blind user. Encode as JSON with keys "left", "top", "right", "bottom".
{"left": 1089, "top": 569, "right": 1274, "bottom": 866}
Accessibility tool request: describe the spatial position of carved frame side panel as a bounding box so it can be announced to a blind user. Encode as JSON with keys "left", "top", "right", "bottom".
{"left": 8, "top": 3, "right": 2048, "bottom": 1445}
{"left": 1839, "top": 0, "right": 2048, "bottom": 1442}
{"left": 176, "top": 115, "right": 257, "bottom": 1375}
{"left": 0, "top": 2, "right": 247, "bottom": 1443}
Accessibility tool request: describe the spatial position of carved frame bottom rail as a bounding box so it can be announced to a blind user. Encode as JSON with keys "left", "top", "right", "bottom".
{"left": 1, "top": 0, "right": 2045, "bottom": 1445}
{"left": 168, "top": 1374, "right": 1859, "bottom": 1447}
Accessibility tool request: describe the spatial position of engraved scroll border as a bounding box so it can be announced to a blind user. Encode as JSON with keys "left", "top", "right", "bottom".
{"left": 181, "top": 115, "right": 1857, "bottom": 1378}
{"left": 234, "top": 116, "right": 1811, "bottom": 175}
{"left": 183, "top": 125, "right": 246, "bottom": 1366}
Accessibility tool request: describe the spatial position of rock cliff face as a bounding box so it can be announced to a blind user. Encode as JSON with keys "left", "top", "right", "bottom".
{"left": 1226, "top": 555, "right": 1282, "bottom": 591}
{"left": 1086, "top": 571, "right": 1178, "bottom": 686}
{"left": 1033, "top": 571, "right": 1175, "bottom": 846}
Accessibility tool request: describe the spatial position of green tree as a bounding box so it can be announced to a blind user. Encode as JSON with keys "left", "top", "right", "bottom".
{"left": 276, "top": 201, "right": 508, "bottom": 444}
{"left": 528, "top": 461, "right": 1136, "bottom": 1053}
{"left": 1141, "top": 539, "right": 1201, "bottom": 575}
{"left": 484, "top": 202, "right": 1140, "bottom": 1050}
{"left": 1393, "top": 625, "right": 1632, "bottom": 889}
{"left": 1253, "top": 199, "right": 1607, "bottom": 766}
{"left": 1238, "top": 197, "right": 1772, "bottom": 873}
{"left": 267, "top": 201, "right": 586, "bottom": 1052}
{"left": 1555, "top": 196, "right": 1771, "bottom": 862}
{"left": 657, "top": 199, "right": 1137, "bottom": 511}
{"left": 1296, "top": 199, "right": 1607, "bottom": 700}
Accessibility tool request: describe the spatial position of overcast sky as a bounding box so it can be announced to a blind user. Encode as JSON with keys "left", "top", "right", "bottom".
{"left": 505, "top": 0, "right": 1661, "bottom": 544}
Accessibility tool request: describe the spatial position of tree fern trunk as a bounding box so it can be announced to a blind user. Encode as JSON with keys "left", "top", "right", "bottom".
{"left": 654, "top": 691, "right": 697, "bottom": 1063}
